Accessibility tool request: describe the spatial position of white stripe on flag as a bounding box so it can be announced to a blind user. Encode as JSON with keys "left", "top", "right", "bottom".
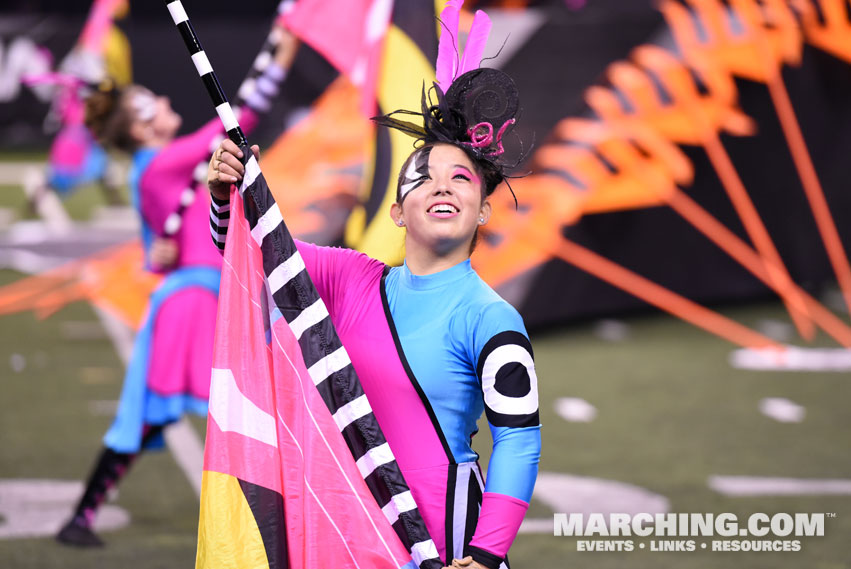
{"left": 250, "top": 202, "right": 283, "bottom": 246}
{"left": 241, "top": 155, "right": 261, "bottom": 190}
{"left": 209, "top": 368, "right": 277, "bottom": 447}
{"left": 331, "top": 394, "right": 372, "bottom": 432}
{"left": 288, "top": 298, "right": 329, "bottom": 340}
{"left": 308, "top": 346, "right": 351, "bottom": 386}
{"left": 410, "top": 540, "right": 441, "bottom": 566}
{"left": 267, "top": 251, "right": 305, "bottom": 293}
{"left": 215, "top": 102, "right": 239, "bottom": 132}
{"left": 355, "top": 442, "right": 394, "bottom": 479}
{"left": 191, "top": 51, "right": 213, "bottom": 77}
{"left": 166, "top": 1, "right": 188, "bottom": 24}
{"left": 381, "top": 490, "right": 417, "bottom": 526}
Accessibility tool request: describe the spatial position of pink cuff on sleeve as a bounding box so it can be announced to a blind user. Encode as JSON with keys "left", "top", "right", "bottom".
{"left": 468, "top": 492, "right": 529, "bottom": 559}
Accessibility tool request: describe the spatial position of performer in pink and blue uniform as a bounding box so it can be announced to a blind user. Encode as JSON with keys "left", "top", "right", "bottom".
{"left": 56, "top": 35, "right": 296, "bottom": 544}
{"left": 208, "top": 12, "right": 540, "bottom": 564}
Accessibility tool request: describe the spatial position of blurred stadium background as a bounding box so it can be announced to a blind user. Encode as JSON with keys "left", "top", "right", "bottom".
{"left": 1, "top": 0, "right": 850, "bottom": 568}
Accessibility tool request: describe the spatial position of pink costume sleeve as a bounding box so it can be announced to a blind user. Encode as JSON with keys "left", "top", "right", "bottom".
{"left": 468, "top": 493, "right": 530, "bottom": 566}
{"left": 139, "top": 108, "right": 258, "bottom": 235}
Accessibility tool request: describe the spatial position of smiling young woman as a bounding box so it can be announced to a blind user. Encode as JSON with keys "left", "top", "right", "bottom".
{"left": 390, "top": 143, "right": 493, "bottom": 273}
{"left": 207, "top": 8, "right": 540, "bottom": 568}
{"left": 210, "top": 115, "right": 537, "bottom": 569}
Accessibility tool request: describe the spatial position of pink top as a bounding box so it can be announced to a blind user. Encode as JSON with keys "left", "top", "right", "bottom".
{"left": 139, "top": 110, "right": 258, "bottom": 271}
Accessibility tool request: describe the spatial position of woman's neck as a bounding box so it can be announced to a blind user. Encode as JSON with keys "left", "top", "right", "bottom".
{"left": 404, "top": 238, "right": 471, "bottom": 276}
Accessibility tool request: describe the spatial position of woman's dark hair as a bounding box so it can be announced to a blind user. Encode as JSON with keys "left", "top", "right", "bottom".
{"left": 84, "top": 86, "right": 138, "bottom": 153}
{"left": 377, "top": 68, "right": 527, "bottom": 203}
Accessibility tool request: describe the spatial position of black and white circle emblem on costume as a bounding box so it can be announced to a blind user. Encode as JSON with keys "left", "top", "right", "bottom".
{"left": 476, "top": 331, "right": 539, "bottom": 428}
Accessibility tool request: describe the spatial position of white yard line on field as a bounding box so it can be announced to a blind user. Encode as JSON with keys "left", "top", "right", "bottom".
{"left": 709, "top": 475, "right": 851, "bottom": 496}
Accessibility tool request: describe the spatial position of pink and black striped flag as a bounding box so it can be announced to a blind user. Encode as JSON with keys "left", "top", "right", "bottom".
{"left": 197, "top": 154, "right": 442, "bottom": 569}
{"left": 162, "top": 1, "right": 441, "bottom": 567}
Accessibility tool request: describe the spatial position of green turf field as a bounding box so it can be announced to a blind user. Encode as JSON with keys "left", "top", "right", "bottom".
{"left": 1, "top": 261, "right": 849, "bottom": 568}
{"left": 0, "top": 153, "right": 129, "bottom": 223}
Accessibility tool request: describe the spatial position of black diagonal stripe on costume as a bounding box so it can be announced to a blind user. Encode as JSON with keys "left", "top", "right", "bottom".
{"left": 238, "top": 478, "right": 288, "bottom": 569}
{"left": 463, "top": 469, "right": 483, "bottom": 556}
{"left": 444, "top": 463, "right": 458, "bottom": 566}
{"left": 380, "top": 267, "right": 455, "bottom": 465}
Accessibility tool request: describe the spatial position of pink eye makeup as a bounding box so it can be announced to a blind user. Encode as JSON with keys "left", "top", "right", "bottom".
{"left": 452, "top": 166, "right": 479, "bottom": 186}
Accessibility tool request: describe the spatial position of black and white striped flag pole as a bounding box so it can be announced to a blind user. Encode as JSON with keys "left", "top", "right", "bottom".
{"left": 160, "top": 1, "right": 291, "bottom": 238}
{"left": 165, "top": 0, "right": 248, "bottom": 151}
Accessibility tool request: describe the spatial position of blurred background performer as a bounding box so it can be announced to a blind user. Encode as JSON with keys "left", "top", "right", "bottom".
{"left": 55, "top": 26, "right": 299, "bottom": 547}
{"left": 208, "top": 3, "right": 540, "bottom": 567}
{"left": 24, "top": 0, "right": 133, "bottom": 223}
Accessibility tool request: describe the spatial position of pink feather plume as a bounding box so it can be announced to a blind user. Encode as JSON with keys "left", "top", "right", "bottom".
{"left": 457, "top": 9, "right": 491, "bottom": 76}
{"left": 436, "top": 0, "right": 463, "bottom": 92}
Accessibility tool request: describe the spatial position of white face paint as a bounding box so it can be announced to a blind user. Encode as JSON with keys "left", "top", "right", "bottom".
{"left": 130, "top": 91, "right": 157, "bottom": 123}
{"left": 398, "top": 146, "right": 432, "bottom": 202}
